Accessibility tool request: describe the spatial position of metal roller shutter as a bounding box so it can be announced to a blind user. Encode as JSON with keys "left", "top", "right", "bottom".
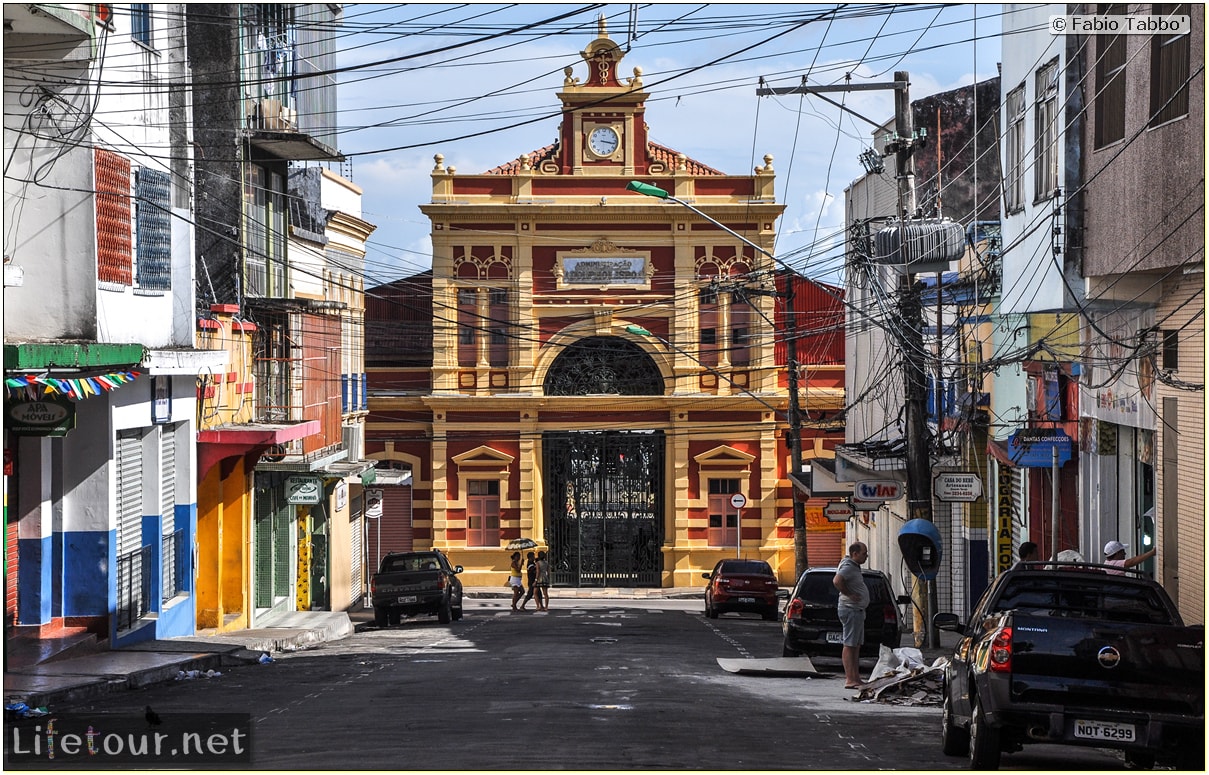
{"left": 161, "top": 425, "right": 175, "bottom": 534}
{"left": 161, "top": 425, "right": 177, "bottom": 600}
{"left": 117, "top": 431, "right": 143, "bottom": 557}
{"left": 806, "top": 532, "right": 845, "bottom": 570}
{"left": 116, "top": 430, "right": 145, "bottom": 629}
{"left": 366, "top": 487, "right": 412, "bottom": 573}
{"left": 350, "top": 495, "right": 363, "bottom": 606}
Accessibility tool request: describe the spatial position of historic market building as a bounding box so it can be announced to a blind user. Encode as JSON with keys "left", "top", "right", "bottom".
{"left": 364, "top": 20, "right": 846, "bottom": 589}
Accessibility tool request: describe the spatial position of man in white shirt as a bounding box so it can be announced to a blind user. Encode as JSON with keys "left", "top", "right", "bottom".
{"left": 1103, "top": 540, "right": 1155, "bottom": 575}
{"left": 833, "top": 542, "right": 869, "bottom": 688}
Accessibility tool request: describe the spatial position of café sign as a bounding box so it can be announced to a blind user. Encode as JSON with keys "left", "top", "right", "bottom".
{"left": 6, "top": 397, "right": 76, "bottom": 436}
{"left": 286, "top": 475, "right": 323, "bottom": 505}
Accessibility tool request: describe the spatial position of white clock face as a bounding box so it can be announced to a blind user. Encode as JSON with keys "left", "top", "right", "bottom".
{"left": 588, "top": 126, "right": 620, "bottom": 156}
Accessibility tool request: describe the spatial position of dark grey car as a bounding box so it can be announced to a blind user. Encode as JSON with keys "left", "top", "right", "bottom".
{"left": 781, "top": 567, "right": 903, "bottom": 658}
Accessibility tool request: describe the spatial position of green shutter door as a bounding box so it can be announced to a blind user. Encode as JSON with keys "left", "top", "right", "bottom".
{"left": 254, "top": 487, "right": 274, "bottom": 609}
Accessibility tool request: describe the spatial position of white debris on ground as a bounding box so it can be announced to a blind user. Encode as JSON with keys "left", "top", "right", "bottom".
{"left": 850, "top": 645, "right": 948, "bottom": 706}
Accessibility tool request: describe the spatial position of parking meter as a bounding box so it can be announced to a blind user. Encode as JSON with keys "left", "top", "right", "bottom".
{"left": 898, "top": 518, "right": 942, "bottom": 580}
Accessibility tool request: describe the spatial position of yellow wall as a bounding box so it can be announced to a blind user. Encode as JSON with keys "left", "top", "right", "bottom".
{"left": 196, "top": 456, "right": 250, "bottom": 631}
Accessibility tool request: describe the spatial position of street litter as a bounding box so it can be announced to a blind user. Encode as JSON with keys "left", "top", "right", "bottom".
{"left": 850, "top": 645, "right": 948, "bottom": 705}
{"left": 175, "top": 668, "right": 222, "bottom": 681}
{"left": 5, "top": 701, "right": 49, "bottom": 718}
{"left": 258, "top": 652, "right": 274, "bottom": 664}
{"left": 717, "top": 656, "right": 829, "bottom": 678}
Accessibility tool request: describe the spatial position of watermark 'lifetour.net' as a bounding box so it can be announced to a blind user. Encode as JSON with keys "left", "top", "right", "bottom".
{"left": 5, "top": 713, "right": 252, "bottom": 767}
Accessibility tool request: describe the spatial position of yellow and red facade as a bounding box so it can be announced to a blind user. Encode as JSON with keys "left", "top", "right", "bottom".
{"left": 366, "top": 22, "right": 847, "bottom": 587}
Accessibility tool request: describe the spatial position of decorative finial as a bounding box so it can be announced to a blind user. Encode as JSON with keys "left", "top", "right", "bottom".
{"left": 676, "top": 153, "right": 687, "bottom": 172}
{"left": 598, "top": 13, "right": 607, "bottom": 37}
{"left": 433, "top": 153, "right": 445, "bottom": 172}
{"left": 627, "top": 66, "right": 643, "bottom": 88}
{"left": 563, "top": 65, "right": 579, "bottom": 86}
{"left": 756, "top": 154, "right": 774, "bottom": 173}
{"left": 519, "top": 154, "right": 532, "bottom": 171}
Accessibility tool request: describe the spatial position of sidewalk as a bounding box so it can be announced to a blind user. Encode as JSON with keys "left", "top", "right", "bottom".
{"left": 3, "top": 588, "right": 951, "bottom": 712}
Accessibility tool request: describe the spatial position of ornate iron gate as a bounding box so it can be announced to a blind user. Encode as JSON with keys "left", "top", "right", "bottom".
{"left": 544, "top": 431, "right": 664, "bottom": 587}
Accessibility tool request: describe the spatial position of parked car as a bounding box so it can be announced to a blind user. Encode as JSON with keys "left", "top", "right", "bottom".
{"left": 370, "top": 550, "right": 464, "bottom": 626}
{"left": 934, "top": 562, "right": 1203, "bottom": 770}
{"left": 702, "top": 559, "right": 780, "bottom": 620}
{"left": 781, "top": 567, "right": 904, "bottom": 658}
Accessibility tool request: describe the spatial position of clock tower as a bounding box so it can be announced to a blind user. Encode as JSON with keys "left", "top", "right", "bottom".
{"left": 558, "top": 15, "right": 649, "bottom": 176}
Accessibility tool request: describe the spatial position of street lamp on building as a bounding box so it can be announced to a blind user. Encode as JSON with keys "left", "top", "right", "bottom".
{"left": 625, "top": 180, "right": 810, "bottom": 578}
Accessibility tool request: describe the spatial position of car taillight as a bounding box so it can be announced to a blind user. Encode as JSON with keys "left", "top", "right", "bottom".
{"left": 786, "top": 598, "right": 804, "bottom": 620}
{"left": 370, "top": 580, "right": 377, "bottom": 595}
{"left": 882, "top": 603, "right": 898, "bottom": 625}
{"left": 989, "top": 627, "right": 1013, "bottom": 672}
{"left": 436, "top": 575, "right": 446, "bottom": 590}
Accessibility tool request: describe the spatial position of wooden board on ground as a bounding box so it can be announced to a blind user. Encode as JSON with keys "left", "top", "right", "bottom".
{"left": 716, "top": 656, "right": 829, "bottom": 677}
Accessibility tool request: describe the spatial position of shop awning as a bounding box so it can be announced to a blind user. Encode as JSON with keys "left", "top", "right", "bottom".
{"left": 197, "top": 420, "right": 321, "bottom": 478}
{"left": 790, "top": 458, "right": 854, "bottom": 499}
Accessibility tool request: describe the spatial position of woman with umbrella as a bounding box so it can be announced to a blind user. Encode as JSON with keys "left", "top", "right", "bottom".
{"left": 508, "top": 551, "right": 525, "bottom": 610}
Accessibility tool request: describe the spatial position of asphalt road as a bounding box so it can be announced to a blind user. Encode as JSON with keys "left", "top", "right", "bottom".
{"left": 48, "top": 598, "right": 1129, "bottom": 771}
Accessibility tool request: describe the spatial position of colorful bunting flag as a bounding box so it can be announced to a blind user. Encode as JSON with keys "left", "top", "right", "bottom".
{"left": 4, "top": 370, "right": 141, "bottom": 401}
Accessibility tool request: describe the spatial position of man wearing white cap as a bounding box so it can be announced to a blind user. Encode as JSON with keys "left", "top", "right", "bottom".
{"left": 1103, "top": 540, "right": 1156, "bottom": 575}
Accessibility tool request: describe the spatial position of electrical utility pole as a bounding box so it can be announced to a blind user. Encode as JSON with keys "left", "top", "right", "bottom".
{"left": 624, "top": 180, "right": 810, "bottom": 579}
{"left": 784, "top": 271, "right": 808, "bottom": 580}
{"left": 758, "top": 72, "right": 936, "bottom": 645}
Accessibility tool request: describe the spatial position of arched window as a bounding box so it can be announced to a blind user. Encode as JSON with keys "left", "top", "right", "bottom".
{"left": 543, "top": 336, "right": 664, "bottom": 396}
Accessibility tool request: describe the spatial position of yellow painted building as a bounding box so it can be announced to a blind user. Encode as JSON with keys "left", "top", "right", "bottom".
{"left": 365, "top": 23, "right": 847, "bottom": 589}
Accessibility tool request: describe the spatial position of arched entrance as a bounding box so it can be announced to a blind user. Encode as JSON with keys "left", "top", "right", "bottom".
{"left": 542, "top": 336, "right": 665, "bottom": 587}
{"left": 543, "top": 431, "right": 664, "bottom": 587}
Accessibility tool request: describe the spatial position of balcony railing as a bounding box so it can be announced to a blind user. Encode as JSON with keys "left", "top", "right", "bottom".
{"left": 162, "top": 530, "right": 186, "bottom": 602}
{"left": 116, "top": 545, "right": 152, "bottom": 631}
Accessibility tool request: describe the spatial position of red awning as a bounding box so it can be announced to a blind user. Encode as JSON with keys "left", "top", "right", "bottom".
{"left": 986, "top": 438, "right": 1015, "bottom": 467}
{"left": 197, "top": 420, "right": 320, "bottom": 478}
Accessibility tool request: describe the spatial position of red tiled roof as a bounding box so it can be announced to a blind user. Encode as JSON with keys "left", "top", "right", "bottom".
{"left": 485, "top": 143, "right": 559, "bottom": 175}
{"left": 484, "top": 141, "right": 725, "bottom": 176}
{"left": 646, "top": 141, "right": 725, "bottom": 176}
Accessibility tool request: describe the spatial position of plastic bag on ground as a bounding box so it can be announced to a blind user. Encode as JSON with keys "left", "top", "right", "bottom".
{"left": 869, "top": 645, "right": 929, "bottom": 680}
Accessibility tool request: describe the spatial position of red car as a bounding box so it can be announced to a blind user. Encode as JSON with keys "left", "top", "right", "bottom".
{"left": 702, "top": 559, "right": 780, "bottom": 620}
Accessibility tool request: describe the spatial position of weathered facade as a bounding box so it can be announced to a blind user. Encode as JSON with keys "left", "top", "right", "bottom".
{"left": 366, "top": 22, "right": 847, "bottom": 588}
{"left": 188, "top": 3, "right": 352, "bottom": 629}
{"left": 4, "top": 4, "right": 223, "bottom": 647}
{"left": 1075, "top": 2, "right": 1204, "bottom": 623}
{"left": 840, "top": 76, "right": 1002, "bottom": 622}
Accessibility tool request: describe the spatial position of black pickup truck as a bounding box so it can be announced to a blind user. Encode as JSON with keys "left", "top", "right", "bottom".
{"left": 370, "top": 550, "right": 464, "bottom": 626}
{"left": 934, "top": 562, "right": 1203, "bottom": 770}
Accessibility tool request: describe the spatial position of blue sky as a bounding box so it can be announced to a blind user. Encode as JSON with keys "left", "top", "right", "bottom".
{"left": 334, "top": 4, "right": 1004, "bottom": 285}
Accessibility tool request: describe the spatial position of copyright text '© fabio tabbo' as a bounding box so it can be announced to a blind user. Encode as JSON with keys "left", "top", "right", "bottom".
{"left": 1050, "top": 14, "right": 1191, "bottom": 35}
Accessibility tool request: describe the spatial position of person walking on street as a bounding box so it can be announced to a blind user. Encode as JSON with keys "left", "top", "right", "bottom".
{"left": 833, "top": 542, "right": 870, "bottom": 689}
{"left": 520, "top": 551, "right": 539, "bottom": 610}
{"left": 1103, "top": 540, "right": 1155, "bottom": 575}
{"left": 535, "top": 550, "right": 551, "bottom": 611}
{"left": 508, "top": 551, "right": 525, "bottom": 610}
